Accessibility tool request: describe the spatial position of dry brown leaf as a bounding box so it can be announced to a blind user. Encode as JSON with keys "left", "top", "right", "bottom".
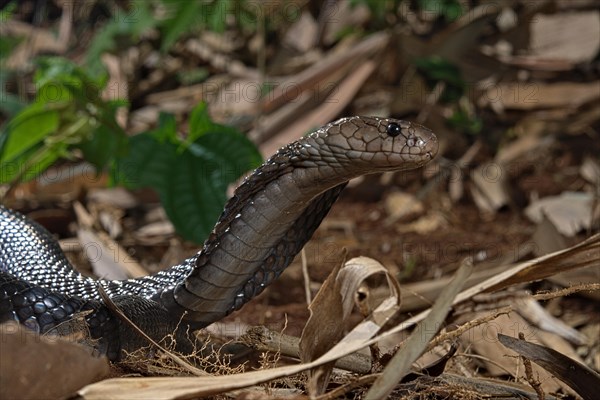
{"left": 1, "top": 20, "right": 68, "bottom": 69}
{"left": 299, "top": 257, "right": 401, "bottom": 395}
{"left": 494, "top": 132, "right": 552, "bottom": 165}
{"left": 0, "top": 322, "right": 110, "bottom": 400}
{"left": 516, "top": 297, "right": 587, "bottom": 346}
{"left": 210, "top": 78, "right": 263, "bottom": 117}
{"left": 135, "top": 220, "right": 176, "bottom": 239}
{"left": 550, "top": 265, "right": 600, "bottom": 301}
{"left": 580, "top": 156, "right": 600, "bottom": 186}
{"left": 185, "top": 38, "right": 259, "bottom": 80}
{"left": 463, "top": 313, "right": 570, "bottom": 395}
{"left": 241, "top": 326, "right": 372, "bottom": 374}
{"left": 470, "top": 162, "right": 510, "bottom": 213}
{"left": 525, "top": 191, "right": 595, "bottom": 237}
{"left": 531, "top": 215, "right": 567, "bottom": 257}
{"left": 498, "top": 334, "right": 600, "bottom": 399}
{"left": 529, "top": 11, "right": 600, "bottom": 63}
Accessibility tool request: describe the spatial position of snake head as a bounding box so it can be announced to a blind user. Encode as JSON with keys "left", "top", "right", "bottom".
{"left": 308, "top": 116, "right": 439, "bottom": 174}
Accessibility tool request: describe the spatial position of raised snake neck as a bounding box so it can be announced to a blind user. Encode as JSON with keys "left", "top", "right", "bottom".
{"left": 0, "top": 116, "right": 438, "bottom": 359}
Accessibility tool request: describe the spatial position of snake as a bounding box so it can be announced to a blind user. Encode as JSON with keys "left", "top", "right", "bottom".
{"left": 0, "top": 116, "right": 438, "bottom": 360}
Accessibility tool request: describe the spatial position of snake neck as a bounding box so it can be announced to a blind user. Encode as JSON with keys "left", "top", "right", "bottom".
{"left": 159, "top": 137, "right": 352, "bottom": 326}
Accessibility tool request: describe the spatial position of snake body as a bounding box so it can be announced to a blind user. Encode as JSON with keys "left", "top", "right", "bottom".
{"left": 0, "top": 116, "right": 438, "bottom": 359}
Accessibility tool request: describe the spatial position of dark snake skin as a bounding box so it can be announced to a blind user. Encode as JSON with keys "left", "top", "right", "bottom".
{"left": 0, "top": 116, "right": 438, "bottom": 359}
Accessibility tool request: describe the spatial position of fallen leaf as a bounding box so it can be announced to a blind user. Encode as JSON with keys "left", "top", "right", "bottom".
{"left": 529, "top": 11, "right": 600, "bottom": 63}
{"left": 525, "top": 191, "right": 595, "bottom": 237}
{"left": 498, "top": 333, "right": 600, "bottom": 400}
{"left": 470, "top": 162, "right": 510, "bottom": 213}
{"left": 0, "top": 322, "right": 110, "bottom": 400}
{"left": 299, "top": 257, "right": 401, "bottom": 395}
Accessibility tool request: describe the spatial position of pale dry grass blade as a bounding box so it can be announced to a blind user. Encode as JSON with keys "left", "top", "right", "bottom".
{"left": 364, "top": 259, "right": 474, "bottom": 400}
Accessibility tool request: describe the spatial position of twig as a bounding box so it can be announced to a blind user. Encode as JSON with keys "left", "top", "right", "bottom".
{"left": 301, "top": 248, "right": 312, "bottom": 305}
{"left": 241, "top": 326, "right": 372, "bottom": 374}
{"left": 519, "top": 332, "right": 545, "bottom": 400}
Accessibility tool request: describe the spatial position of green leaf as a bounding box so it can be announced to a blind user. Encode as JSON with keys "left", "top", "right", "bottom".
{"left": 112, "top": 133, "right": 175, "bottom": 189}
{"left": 206, "top": 0, "right": 231, "bottom": 32}
{"left": 112, "top": 107, "right": 262, "bottom": 243}
{"left": 77, "top": 124, "right": 128, "bottom": 170}
{"left": 187, "top": 102, "right": 212, "bottom": 141}
{"left": 414, "top": 56, "right": 465, "bottom": 102}
{"left": 153, "top": 112, "right": 179, "bottom": 142}
{"left": 21, "top": 143, "right": 68, "bottom": 182}
{"left": 34, "top": 58, "right": 108, "bottom": 107}
{"left": 447, "top": 107, "right": 482, "bottom": 136}
{"left": 0, "top": 139, "right": 67, "bottom": 183}
{"left": 188, "top": 126, "right": 262, "bottom": 186}
{"left": 0, "top": 103, "right": 59, "bottom": 163}
{"left": 0, "top": 2, "right": 17, "bottom": 22}
{"left": 166, "top": 129, "right": 261, "bottom": 242}
{"left": 160, "top": 0, "right": 202, "bottom": 52}
{"left": 161, "top": 150, "right": 229, "bottom": 242}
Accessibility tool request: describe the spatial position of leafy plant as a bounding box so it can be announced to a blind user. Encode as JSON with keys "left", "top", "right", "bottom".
{"left": 113, "top": 103, "right": 262, "bottom": 242}
{"left": 0, "top": 58, "right": 261, "bottom": 243}
{"left": 414, "top": 56, "right": 481, "bottom": 136}
{"left": 413, "top": 56, "right": 465, "bottom": 103}
{"left": 447, "top": 106, "right": 482, "bottom": 136}
{"left": 0, "top": 57, "right": 127, "bottom": 183}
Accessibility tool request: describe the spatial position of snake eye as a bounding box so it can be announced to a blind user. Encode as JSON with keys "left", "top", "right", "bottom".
{"left": 386, "top": 123, "right": 401, "bottom": 137}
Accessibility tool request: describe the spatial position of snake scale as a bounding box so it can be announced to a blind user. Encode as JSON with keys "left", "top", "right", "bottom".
{"left": 0, "top": 116, "right": 438, "bottom": 360}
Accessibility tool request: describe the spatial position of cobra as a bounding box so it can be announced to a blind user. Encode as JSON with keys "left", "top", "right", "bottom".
{"left": 0, "top": 116, "right": 438, "bottom": 360}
